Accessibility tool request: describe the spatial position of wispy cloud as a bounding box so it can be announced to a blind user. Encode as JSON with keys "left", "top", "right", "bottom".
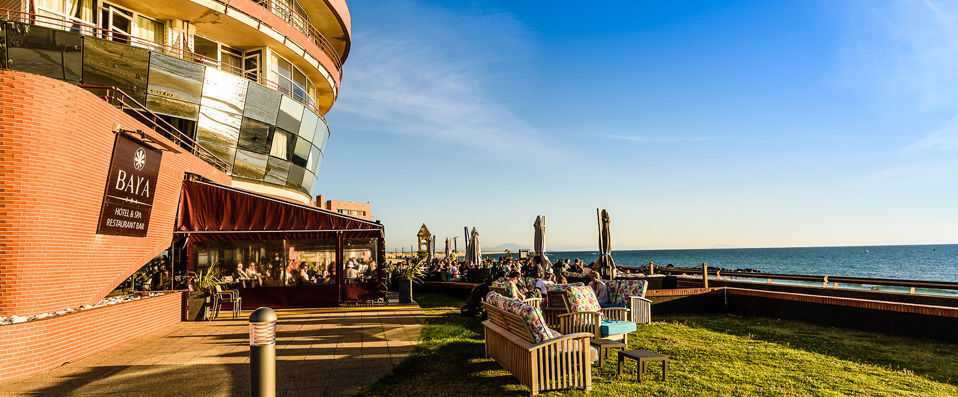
{"left": 601, "top": 134, "right": 710, "bottom": 143}
{"left": 850, "top": 0, "right": 958, "bottom": 185}
{"left": 332, "top": 1, "right": 558, "bottom": 158}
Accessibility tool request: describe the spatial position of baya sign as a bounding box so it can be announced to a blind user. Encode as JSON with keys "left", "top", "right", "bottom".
{"left": 97, "top": 133, "right": 162, "bottom": 237}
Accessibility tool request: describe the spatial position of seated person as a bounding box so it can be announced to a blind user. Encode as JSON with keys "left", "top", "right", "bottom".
{"left": 589, "top": 271, "right": 610, "bottom": 304}
{"left": 233, "top": 262, "right": 250, "bottom": 287}
{"left": 506, "top": 270, "right": 526, "bottom": 300}
{"left": 534, "top": 269, "right": 556, "bottom": 296}
{"left": 345, "top": 263, "right": 359, "bottom": 283}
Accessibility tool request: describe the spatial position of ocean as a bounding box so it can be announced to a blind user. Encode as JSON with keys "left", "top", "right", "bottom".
{"left": 487, "top": 244, "right": 958, "bottom": 284}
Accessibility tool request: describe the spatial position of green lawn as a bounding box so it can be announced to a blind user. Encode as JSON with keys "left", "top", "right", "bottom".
{"left": 358, "top": 293, "right": 958, "bottom": 396}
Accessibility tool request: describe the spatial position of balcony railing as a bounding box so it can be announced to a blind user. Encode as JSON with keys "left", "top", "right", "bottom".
{"left": 243, "top": 0, "right": 344, "bottom": 74}
{"left": 0, "top": 8, "right": 330, "bottom": 118}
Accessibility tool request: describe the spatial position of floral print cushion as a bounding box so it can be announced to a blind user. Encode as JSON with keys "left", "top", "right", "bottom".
{"left": 484, "top": 291, "right": 554, "bottom": 343}
{"left": 607, "top": 280, "right": 648, "bottom": 305}
{"left": 565, "top": 285, "right": 601, "bottom": 312}
{"left": 545, "top": 282, "right": 584, "bottom": 292}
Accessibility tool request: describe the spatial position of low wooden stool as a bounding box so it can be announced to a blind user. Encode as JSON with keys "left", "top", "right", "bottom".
{"left": 589, "top": 339, "right": 626, "bottom": 366}
{"left": 618, "top": 350, "right": 668, "bottom": 382}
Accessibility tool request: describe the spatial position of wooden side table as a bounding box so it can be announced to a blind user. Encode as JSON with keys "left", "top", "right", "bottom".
{"left": 618, "top": 350, "right": 668, "bottom": 382}
{"left": 589, "top": 339, "right": 627, "bottom": 367}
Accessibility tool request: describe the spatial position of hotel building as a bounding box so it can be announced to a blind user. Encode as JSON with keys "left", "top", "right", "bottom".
{"left": 0, "top": 0, "right": 383, "bottom": 380}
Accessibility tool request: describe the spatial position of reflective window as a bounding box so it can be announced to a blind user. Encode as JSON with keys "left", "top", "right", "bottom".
{"left": 83, "top": 36, "right": 150, "bottom": 103}
{"left": 298, "top": 110, "right": 319, "bottom": 142}
{"left": 243, "top": 82, "right": 281, "bottom": 124}
{"left": 292, "top": 137, "right": 310, "bottom": 167}
{"left": 286, "top": 164, "right": 306, "bottom": 189}
{"left": 196, "top": 106, "right": 241, "bottom": 147}
{"left": 197, "top": 141, "right": 236, "bottom": 173}
{"left": 193, "top": 35, "right": 218, "bottom": 65}
{"left": 314, "top": 121, "right": 330, "bottom": 152}
{"left": 301, "top": 170, "right": 315, "bottom": 194}
{"left": 221, "top": 46, "right": 242, "bottom": 74}
{"left": 307, "top": 145, "right": 322, "bottom": 172}
{"left": 201, "top": 68, "right": 248, "bottom": 115}
{"left": 4, "top": 22, "right": 82, "bottom": 82}
{"left": 276, "top": 95, "right": 304, "bottom": 133}
{"left": 232, "top": 149, "right": 268, "bottom": 180}
{"left": 237, "top": 117, "right": 272, "bottom": 154}
{"left": 146, "top": 94, "right": 200, "bottom": 120}
{"left": 269, "top": 128, "right": 295, "bottom": 160}
{"left": 265, "top": 157, "right": 290, "bottom": 185}
{"left": 148, "top": 52, "right": 204, "bottom": 104}
{"left": 194, "top": 239, "right": 339, "bottom": 288}
{"left": 270, "top": 53, "right": 293, "bottom": 96}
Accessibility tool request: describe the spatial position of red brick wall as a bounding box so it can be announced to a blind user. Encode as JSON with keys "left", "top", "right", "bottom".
{"left": 0, "top": 291, "right": 183, "bottom": 381}
{"left": 0, "top": 70, "right": 231, "bottom": 316}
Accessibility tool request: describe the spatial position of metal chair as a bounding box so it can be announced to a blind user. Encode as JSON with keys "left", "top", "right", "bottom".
{"left": 211, "top": 283, "right": 241, "bottom": 319}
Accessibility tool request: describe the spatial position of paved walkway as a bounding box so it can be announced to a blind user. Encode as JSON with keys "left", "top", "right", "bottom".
{"left": 0, "top": 306, "right": 425, "bottom": 396}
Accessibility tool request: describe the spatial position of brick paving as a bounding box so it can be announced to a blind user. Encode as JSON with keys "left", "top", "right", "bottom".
{"left": 0, "top": 306, "right": 425, "bottom": 397}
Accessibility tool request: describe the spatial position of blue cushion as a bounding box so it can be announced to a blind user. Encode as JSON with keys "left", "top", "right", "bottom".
{"left": 600, "top": 319, "right": 637, "bottom": 336}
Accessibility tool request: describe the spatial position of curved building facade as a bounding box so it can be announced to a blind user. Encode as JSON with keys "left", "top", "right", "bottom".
{"left": 0, "top": 0, "right": 386, "bottom": 381}
{"left": 1, "top": 0, "right": 350, "bottom": 203}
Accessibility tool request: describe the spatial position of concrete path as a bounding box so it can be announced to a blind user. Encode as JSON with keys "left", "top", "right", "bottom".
{"left": 0, "top": 306, "right": 425, "bottom": 396}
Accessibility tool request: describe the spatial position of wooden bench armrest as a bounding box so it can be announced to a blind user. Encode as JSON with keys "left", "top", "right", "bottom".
{"left": 629, "top": 296, "right": 652, "bottom": 324}
{"left": 601, "top": 307, "right": 630, "bottom": 321}
{"left": 556, "top": 311, "right": 602, "bottom": 319}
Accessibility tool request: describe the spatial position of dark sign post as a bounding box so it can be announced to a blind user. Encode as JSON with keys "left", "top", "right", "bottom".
{"left": 97, "top": 133, "right": 163, "bottom": 237}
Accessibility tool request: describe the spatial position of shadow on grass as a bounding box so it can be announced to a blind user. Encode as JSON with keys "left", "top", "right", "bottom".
{"left": 664, "top": 314, "right": 958, "bottom": 385}
{"left": 356, "top": 293, "right": 534, "bottom": 396}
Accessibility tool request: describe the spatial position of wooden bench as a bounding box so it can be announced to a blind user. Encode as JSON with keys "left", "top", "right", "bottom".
{"left": 483, "top": 302, "right": 594, "bottom": 395}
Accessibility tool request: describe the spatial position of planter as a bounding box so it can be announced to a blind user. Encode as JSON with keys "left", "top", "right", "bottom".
{"left": 186, "top": 293, "right": 209, "bottom": 321}
{"left": 398, "top": 279, "right": 414, "bottom": 304}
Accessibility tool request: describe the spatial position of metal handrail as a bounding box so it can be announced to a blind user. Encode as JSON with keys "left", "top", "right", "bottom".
{"left": 239, "top": 0, "right": 345, "bottom": 74}
{"left": 0, "top": 8, "right": 332, "bottom": 118}
{"left": 79, "top": 84, "right": 231, "bottom": 172}
{"left": 656, "top": 266, "right": 958, "bottom": 291}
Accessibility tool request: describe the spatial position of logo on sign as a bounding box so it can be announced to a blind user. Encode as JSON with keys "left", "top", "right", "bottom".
{"left": 133, "top": 148, "right": 146, "bottom": 170}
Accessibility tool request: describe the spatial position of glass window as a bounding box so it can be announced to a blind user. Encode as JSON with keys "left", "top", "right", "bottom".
{"left": 269, "top": 128, "right": 295, "bottom": 160}
{"left": 286, "top": 165, "right": 306, "bottom": 189}
{"left": 301, "top": 170, "right": 314, "bottom": 194}
{"left": 220, "top": 46, "right": 243, "bottom": 74}
{"left": 201, "top": 68, "right": 249, "bottom": 115}
{"left": 314, "top": 121, "right": 330, "bottom": 152}
{"left": 292, "top": 137, "right": 310, "bottom": 167}
{"left": 232, "top": 149, "right": 268, "bottom": 180}
{"left": 196, "top": 141, "right": 236, "bottom": 173}
{"left": 238, "top": 117, "right": 273, "bottom": 154}
{"left": 265, "top": 157, "right": 290, "bottom": 185}
{"left": 345, "top": 238, "right": 379, "bottom": 283}
{"left": 276, "top": 95, "right": 304, "bottom": 132}
{"left": 243, "top": 82, "right": 282, "bottom": 124}
{"left": 83, "top": 36, "right": 150, "bottom": 103}
{"left": 134, "top": 15, "right": 163, "bottom": 50}
{"left": 244, "top": 49, "right": 262, "bottom": 83}
{"left": 148, "top": 52, "right": 205, "bottom": 104}
{"left": 270, "top": 53, "right": 293, "bottom": 96}
{"left": 289, "top": 240, "right": 338, "bottom": 285}
{"left": 307, "top": 145, "right": 322, "bottom": 172}
{"left": 298, "top": 110, "right": 318, "bottom": 142}
{"left": 146, "top": 95, "right": 200, "bottom": 120}
{"left": 192, "top": 35, "right": 218, "bottom": 67}
{"left": 4, "top": 22, "right": 82, "bottom": 82}
{"left": 196, "top": 106, "right": 242, "bottom": 147}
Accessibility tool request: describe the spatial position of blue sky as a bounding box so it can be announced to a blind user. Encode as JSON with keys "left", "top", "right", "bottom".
{"left": 316, "top": 0, "right": 958, "bottom": 251}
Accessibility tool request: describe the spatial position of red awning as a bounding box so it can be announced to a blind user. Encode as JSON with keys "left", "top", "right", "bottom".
{"left": 175, "top": 181, "right": 383, "bottom": 241}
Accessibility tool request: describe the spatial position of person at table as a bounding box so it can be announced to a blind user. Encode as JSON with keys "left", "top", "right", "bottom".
{"left": 506, "top": 270, "right": 526, "bottom": 300}
{"left": 247, "top": 262, "right": 263, "bottom": 287}
{"left": 589, "top": 271, "right": 610, "bottom": 304}
{"left": 535, "top": 268, "right": 556, "bottom": 296}
{"left": 345, "top": 262, "right": 359, "bottom": 283}
{"left": 233, "top": 262, "right": 250, "bottom": 287}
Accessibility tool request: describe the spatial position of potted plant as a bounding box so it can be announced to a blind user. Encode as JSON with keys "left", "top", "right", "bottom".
{"left": 393, "top": 259, "right": 425, "bottom": 304}
{"left": 185, "top": 267, "right": 221, "bottom": 321}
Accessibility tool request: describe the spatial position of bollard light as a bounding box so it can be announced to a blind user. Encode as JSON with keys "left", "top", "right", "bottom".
{"left": 249, "top": 307, "right": 277, "bottom": 397}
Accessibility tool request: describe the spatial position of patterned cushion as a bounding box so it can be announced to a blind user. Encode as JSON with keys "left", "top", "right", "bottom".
{"left": 565, "top": 285, "right": 601, "bottom": 313}
{"left": 545, "top": 282, "right": 584, "bottom": 292}
{"left": 607, "top": 280, "right": 648, "bottom": 306}
{"left": 484, "top": 291, "right": 554, "bottom": 343}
